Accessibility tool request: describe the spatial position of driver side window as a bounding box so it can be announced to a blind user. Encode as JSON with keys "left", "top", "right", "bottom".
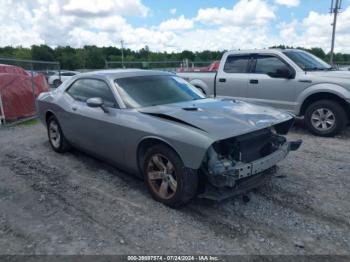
{"left": 66, "top": 79, "right": 117, "bottom": 108}
{"left": 254, "top": 55, "right": 290, "bottom": 77}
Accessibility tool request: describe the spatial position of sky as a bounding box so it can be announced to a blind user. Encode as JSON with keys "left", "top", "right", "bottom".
{"left": 1, "top": 0, "right": 350, "bottom": 53}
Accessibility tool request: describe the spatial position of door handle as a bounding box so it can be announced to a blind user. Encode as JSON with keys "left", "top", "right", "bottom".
{"left": 219, "top": 78, "right": 226, "bottom": 82}
{"left": 250, "top": 79, "right": 259, "bottom": 84}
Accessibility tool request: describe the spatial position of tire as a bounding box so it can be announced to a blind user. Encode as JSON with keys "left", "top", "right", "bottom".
{"left": 47, "top": 115, "right": 71, "bottom": 153}
{"left": 53, "top": 79, "right": 62, "bottom": 88}
{"left": 304, "top": 99, "right": 347, "bottom": 137}
{"left": 143, "top": 144, "right": 198, "bottom": 208}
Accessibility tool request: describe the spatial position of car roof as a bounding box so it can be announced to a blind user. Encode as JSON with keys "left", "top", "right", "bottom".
{"left": 77, "top": 69, "right": 174, "bottom": 79}
{"left": 225, "top": 48, "right": 304, "bottom": 55}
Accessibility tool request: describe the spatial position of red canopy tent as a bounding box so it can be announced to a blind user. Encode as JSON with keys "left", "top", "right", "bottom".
{"left": 0, "top": 64, "right": 49, "bottom": 123}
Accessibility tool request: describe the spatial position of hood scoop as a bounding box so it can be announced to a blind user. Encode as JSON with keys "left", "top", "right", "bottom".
{"left": 182, "top": 107, "right": 201, "bottom": 111}
{"left": 221, "top": 98, "right": 236, "bottom": 103}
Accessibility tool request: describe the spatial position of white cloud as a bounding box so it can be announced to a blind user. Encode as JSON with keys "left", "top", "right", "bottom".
{"left": 62, "top": 0, "right": 149, "bottom": 17}
{"left": 159, "top": 15, "right": 193, "bottom": 31}
{"left": 170, "top": 8, "right": 177, "bottom": 15}
{"left": 275, "top": 0, "right": 300, "bottom": 7}
{"left": 1, "top": 0, "right": 350, "bottom": 54}
{"left": 276, "top": 6, "right": 350, "bottom": 52}
{"left": 279, "top": 20, "right": 299, "bottom": 44}
{"left": 174, "top": 26, "right": 274, "bottom": 52}
{"left": 0, "top": 0, "right": 152, "bottom": 48}
{"left": 196, "top": 0, "right": 276, "bottom": 26}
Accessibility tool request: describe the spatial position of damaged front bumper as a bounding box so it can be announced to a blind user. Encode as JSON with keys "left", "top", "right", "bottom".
{"left": 199, "top": 138, "right": 302, "bottom": 200}
{"left": 234, "top": 140, "right": 301, "bottom": 180}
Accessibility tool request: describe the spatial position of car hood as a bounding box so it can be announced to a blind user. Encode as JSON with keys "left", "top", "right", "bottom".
{"left": 308, "top": 70, "right": 350, "bottom": 80}
{"left": 139, "top": 98, "right": 293, "bottom": 140}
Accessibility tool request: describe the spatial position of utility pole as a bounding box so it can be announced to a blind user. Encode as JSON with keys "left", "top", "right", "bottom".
{"left": 330, "top": 0, "right": 342, "bottom": 65}
{"left": 120, "top": 40, "right": 125, "bottom": 68}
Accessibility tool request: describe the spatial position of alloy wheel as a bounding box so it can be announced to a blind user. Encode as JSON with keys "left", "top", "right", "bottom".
{"left": 147, "top": 154, "right": 177, "bottom": 199}
{"left": 49, "top": 120, "right": 61, "bottom": 148}
{"left": 311, "top": 108, "right": 335, "bottom": 132}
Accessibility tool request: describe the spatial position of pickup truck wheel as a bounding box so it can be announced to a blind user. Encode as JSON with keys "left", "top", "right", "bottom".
{"left": 53, "top": 79, "right": 62, "bottom": 88}
{"left": 143, "top": 144, "right": 198, "bottom": 208}
{"left": 47, "top": 115, "right": 71, "bottom": 153}
{"left": 304, "top": 100, "right": 347, "bottom": 137}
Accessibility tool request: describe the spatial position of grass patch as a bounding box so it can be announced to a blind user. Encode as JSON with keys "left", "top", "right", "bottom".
{"left": 17, "top": 118, "right": 39, "bottom": 126}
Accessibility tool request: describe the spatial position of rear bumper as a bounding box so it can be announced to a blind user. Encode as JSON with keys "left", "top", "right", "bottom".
{"left": 199, "top": 140, "right": 302, "bottom": 200}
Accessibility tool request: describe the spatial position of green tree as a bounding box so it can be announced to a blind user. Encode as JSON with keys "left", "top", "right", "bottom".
{"left": 13, "top": 47, "right": 32, "bottom": 60}
{"left": 308, "top": 48, "right": 326, "bottom": 60}
{"left": 1, "top": 44, "right": 350, "bottom": 70}
{"left": 84, "top": 45, "right": 105, "bottom": 69}
{"left": 180, "top": 50, "right": 195, "bottom": 61}
{"left": 31, "top": 45, "right": 54, "bottom": 61}
{"left": 55, "top": 46, "right": 84, "bottom": 70}
{"left": 0, "top": 46, "right": 16, "bottom": 57}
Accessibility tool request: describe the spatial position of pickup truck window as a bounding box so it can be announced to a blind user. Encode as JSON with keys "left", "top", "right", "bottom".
{"left": 283, "top": 50, "right": 331, "bottom": 71}
{"left": 223, "top": 55, "right": 250, "bottom": 73}
{"left": 254, "top": 55, "right": 290, "bottom": 77}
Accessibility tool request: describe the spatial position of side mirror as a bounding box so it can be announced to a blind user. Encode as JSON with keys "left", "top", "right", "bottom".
{"left": 274, "top": 68, "right": 294, "bottom": 79}
{"left": 86, "top": 97, "right": 109, "bottom": 113}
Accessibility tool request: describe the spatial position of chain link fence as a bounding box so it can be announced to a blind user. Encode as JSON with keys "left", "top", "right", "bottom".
{"left": 0, "top": 57, "right": 60, "bottom": 126}
{"left": 105, "top": 60, "right": 215, "bottom": 72}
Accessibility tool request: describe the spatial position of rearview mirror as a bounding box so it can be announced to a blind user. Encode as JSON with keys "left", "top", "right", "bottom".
{"left": 86, "top": 97, "right": 109, "bottom": 113}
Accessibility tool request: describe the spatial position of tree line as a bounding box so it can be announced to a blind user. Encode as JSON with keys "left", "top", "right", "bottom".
{"left": 0, "top": 44, "right": 349, "bottom": 70}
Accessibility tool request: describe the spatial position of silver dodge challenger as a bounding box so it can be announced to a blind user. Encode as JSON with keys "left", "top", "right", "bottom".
{"left": 36, "top": 69, "right": 301, "bottom": 207}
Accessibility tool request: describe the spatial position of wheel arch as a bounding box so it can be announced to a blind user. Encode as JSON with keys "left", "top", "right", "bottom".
{"left": 189, "top": 79, "right": 209, "bottom": 95}
{"left": 300, "top": 92, "right": 350, "bottom": 120}
{"left": 136, "top": 137, "right": 184, "bottom": 176}
{"left": 45, "top": 110, "right": 55, "bottom": 125}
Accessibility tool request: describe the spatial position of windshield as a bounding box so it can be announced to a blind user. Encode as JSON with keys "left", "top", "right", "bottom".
{"left": 115, "top": 75, "right": 205, "bottom": 108}
{"left": 283, "top": 50, "right": 332, "bottom": 71}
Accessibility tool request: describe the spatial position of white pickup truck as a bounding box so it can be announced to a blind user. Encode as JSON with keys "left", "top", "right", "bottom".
{"left": 177, "top": 49, "right": 350, "bottom": 137}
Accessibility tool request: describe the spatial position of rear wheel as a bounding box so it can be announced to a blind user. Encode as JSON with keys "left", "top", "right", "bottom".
{"left": 304, "top": 100, "right": 347, "bottom": 137}
{"left": 47, "top": 115, "right": 71, "bottom": 153}
{"left": 143, "top": 144, "right": 198, "bottom": 208}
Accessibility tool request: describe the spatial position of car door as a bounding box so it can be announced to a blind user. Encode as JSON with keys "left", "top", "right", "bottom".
{"left": 215, "top": 54, "right": 252, "bottom": 99}
{"left": 64, "top": 78, "right": 124, "bottom": 164}
{"left": 245, "top": 54, "right": 298, "bottom": 112}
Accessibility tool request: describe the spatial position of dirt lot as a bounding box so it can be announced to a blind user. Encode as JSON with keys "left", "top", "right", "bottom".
{"left": 0, "top": 121, "right": 349, "bottom": 255}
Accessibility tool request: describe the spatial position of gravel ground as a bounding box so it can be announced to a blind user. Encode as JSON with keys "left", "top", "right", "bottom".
{"left": 0, "top": 122, "right": 349, "bottom": 255}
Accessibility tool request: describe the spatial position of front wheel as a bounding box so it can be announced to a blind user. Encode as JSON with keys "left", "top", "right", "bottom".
{"left": 143, "top": 144, "right": 198, "bottom": 208}
{"left": 304, "top": 100, "right": 347, "bottom": 137}
{"left": 47, "top": 115, "right": 71, "bottom": 153}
